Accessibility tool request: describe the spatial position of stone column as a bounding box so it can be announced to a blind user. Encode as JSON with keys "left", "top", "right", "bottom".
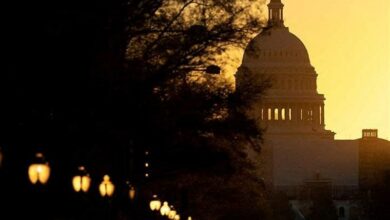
{"left": 309, "top": 104, "right": 313, "bottom": 125}
{"left": 286, "top": 104, "right": 290, "bottom": 122}
{"left": 304, "top": 103, "right": 310, "bottom": 125}
{"left": 292, "top": 103, "right": 297, "bottom": 123}
{"left": 261, "top": 106, "right": 264, "bottom": 121}
{"left": 301, "top": 104, "right": 306, "bottom": 124}
{"left": 264, "top": 104, "right": 269, "bottom": 122}
{"left": 296, "top": 104, "right": 301, "bottom": 124}
{"left": 317, "top": 104, "right": 321, "bottom": 127}
{"left": 301, "top": 104, "right": 305, "bottom": 124}
{"left": 286, "top": 104, "right": 291, "bottom": 122}
{"left": 312, "top": 103, "right": 319, "bottom": 127}
{"left": 307, "top": 104, "right": 311, "bottom": 125}
{"left": 310, "top": 103, "right": 315, "bottom": 126}
{"left": 321, "top": 103, "right": 325, "bottom": 127}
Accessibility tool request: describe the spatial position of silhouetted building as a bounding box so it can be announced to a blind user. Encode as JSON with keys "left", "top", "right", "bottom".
{"left": 236, "top": 1, "right": 390, "bottom": 219}
{"left": 359, "top": 129, "right": 390, "bottom": 190}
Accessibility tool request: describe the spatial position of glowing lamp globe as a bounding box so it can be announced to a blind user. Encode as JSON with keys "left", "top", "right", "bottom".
{"left": 168, "top": 208, "right": 176, "bottom": 219}
{"left": 72, "top": 166, "right": 91, "bottom": 193}
{"left": 149, "top": 195, "right": 161, "bottom": 211}
{"left": 129, "top": 186, "right": 136, "bottom": 200}
{"left": 28, "top": 153, "right": 50, "bottom": 185}
{"left": 99, "top": 175, "right": 115, "bottom": 197}
{"left": 160, "top": 201, "right": 171, "bottom": 216}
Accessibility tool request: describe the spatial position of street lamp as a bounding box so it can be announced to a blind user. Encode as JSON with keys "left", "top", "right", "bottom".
{"left": 150, "top": 194, "right": 162, "bottom": 211}
{"left": 160, "top": 201, "right": 171, "bottom": 216}
{"left": 28, "top": 152, "right": 50, "bottom": 185}
{"left": 168, "top": 206, "right": 176, "bottom": 219}
{"left": 99, "top": 175, "right": 115, "bottom": 197}
{"left": 174, "top": 214, "right": 180, "bottom": 220}
{"left": 72, "top": 166, "right": 91, "bottom": 193}
{"left": 128, "top": 184, "right": 136, "bottom": 201}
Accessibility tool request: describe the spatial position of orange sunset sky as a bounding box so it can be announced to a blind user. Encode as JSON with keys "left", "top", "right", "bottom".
{"left": 229, "top": 0, "right": 390, "bottom": 140}
{"left": 280, "top": 0, "right": 390, "bottom": 140}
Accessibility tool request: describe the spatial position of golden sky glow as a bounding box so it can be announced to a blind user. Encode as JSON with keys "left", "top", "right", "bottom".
{"left": 256, "top": 0, "right": 390, "bottom": 140}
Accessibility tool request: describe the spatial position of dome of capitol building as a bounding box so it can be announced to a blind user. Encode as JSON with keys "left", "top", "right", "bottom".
{"left": 236, "top": 0, "right": 333, "bottom": 137}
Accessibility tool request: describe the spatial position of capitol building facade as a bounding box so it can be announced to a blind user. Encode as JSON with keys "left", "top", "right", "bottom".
{"left": 236, "top": 1, "right": 390, "bottom": 219}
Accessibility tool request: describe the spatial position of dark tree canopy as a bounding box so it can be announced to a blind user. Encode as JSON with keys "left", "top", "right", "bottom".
{"left": 1, "top": 0, "right": 270, "bottom": 219}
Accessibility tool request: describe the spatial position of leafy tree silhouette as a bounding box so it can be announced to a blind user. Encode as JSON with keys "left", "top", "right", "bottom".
{"left": 2, "top": 0, "right": 271, "bottom": 219}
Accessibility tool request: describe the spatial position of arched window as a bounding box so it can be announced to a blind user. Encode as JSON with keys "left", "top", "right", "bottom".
{"left": 281, "top": 108, "right": 286, "bottom": 120}
{"left": 274, "top": 109, "right": 279, "bottom": 120}
{"left": 268, "top": 108, "right": 272, "bottom": 120}
{"left": 339, "top": 207, "right": 345, "bottom": 218}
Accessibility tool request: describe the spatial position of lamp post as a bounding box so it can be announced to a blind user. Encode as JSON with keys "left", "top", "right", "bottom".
{"left": 149, "top": 194, "right": 162, "bottom": 219}
{"left": 124, "top": 181, "right": 137, "bottom": 219}
{"left": 128, "top": 184, "right": 136, "bottom": 201}
{"left": 99, "top": 174, "right": 115, "bottom": 220}
{"left": 28, "top": 152, "right": 50, "bottom": 185}
{"left": 71, "top": 166, "right": 91, "bottom": 219}
{"left": 27, "top": 152, "right": 51, "bottom": 219}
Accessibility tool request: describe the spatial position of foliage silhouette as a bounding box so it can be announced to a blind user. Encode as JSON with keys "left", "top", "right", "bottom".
{"left": 2, "top": 0, "right": 271, "bottom": 219}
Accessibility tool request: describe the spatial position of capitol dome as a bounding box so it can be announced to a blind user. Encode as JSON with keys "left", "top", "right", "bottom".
{"left": 236, "top": 0, "right": 333, "bottom": 137}
{"left": 242, "top": 27, "right": 311, "bottom": 66}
